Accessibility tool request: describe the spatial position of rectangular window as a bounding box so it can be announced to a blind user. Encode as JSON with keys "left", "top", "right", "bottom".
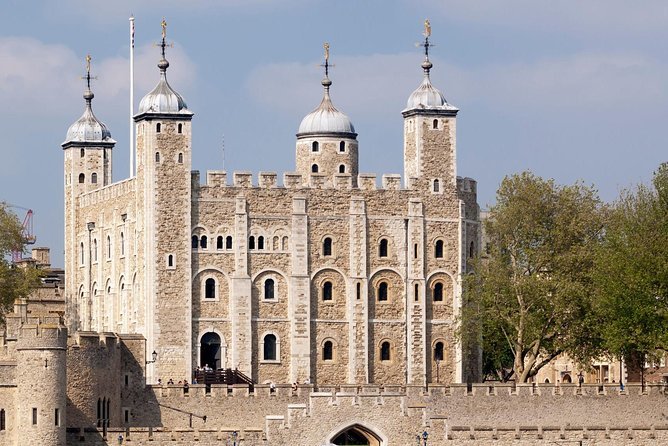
{"left": 124, "top": 409, "right": 129, "bottom": 423}
{"left": 0, "top": 409, "right": 5, "bottom": 431}
{"left": 32, "top": 408, "right": 37, "bottom": 425}
{"left": 124, "top": 374, "right": 129, "bottom": 387}
{"left": 54, "top": 408, "right": 60, "bottom": 426}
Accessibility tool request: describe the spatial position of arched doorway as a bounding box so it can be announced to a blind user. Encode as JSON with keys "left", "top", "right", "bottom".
{"left": 331, "top": 425, "right": 382, "bottom": 446}
{"left": 200, "top": 332, "right": 221, "bottom": 370}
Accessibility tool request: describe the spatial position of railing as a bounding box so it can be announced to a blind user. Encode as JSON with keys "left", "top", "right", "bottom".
{"left": 193, "top": 368, "right": 254, "bottom": 390}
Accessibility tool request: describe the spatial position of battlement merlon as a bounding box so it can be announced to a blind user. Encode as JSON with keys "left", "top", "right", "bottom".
{"left": 15, "top": 320, "right": 68, "bottom": 351}
{"left": 456, "top": 176, "right": 477, "bottom": 195}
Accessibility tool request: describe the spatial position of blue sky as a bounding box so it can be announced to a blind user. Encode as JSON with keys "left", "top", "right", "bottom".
{"left": 1, "top": 1, "right": 667, "bottom": 267}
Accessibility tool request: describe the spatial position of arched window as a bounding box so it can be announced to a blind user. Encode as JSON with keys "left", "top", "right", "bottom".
{"left": 338, "top": 164, "right": 346, "bottom": 173}
{"left": 323, "top": 237, "right": 332, "bottom": 256}
{"left": 93, "top": 239, "right": 98, "bottom": 262}
{"left": 312, "top": 141, "right": 319, "bottom": 152}
{"left": 322, "top": 281, "right": 333, "bottom": 301}
{"left": 433, "top": 119, "right": 438, "bottom": 129}
{"left": 200, "top": 235, "right": 208, "bottom": 249}
{"left": 178, "top": 153, "right": 183, "bottom": 164}
{"left": 323, "top": 341, "right": 333, "bottom": 361}
{"left": 339, "top": 141, "right": 345, "bottom": 152}
{"left": 434, "top": 342, "right": 444, "bottom": 361}
{"left": 282, "top": 236, "right": 288, "bottom": 250}
{"left": 155, "top": 152, "right": 160, "bottom": 162}
{"left": 78, "top": 173, "right": 85, "bottom": 184}
{"left": 263, "top": 334, "right": 277, "bottom": 361}
{"left": 311, "top": 164, "right": 319, "bottom": 173}
{"left": 216, "top": 236, "right": 223, "bottom": 250}
{"left": 106, "top": 236, "right": 111, "bottom": 259}
{"left": 91, "top": 172, "right": 98, "bottom": 184}
{"left": 80, "top": 148, "right": 85, "bottom": 158}
{"left": 226, "top": 236, "right": 233, "bottom": 249}
{"left": 177, "top": 123, "right": 183, "bottom": 134}
{"left": 378, "top": 282, "right": 388, "bottom": 301}
{"left": 264, "top": 278, "right": 275, "bottom": 300}
{"left": 80, "top": 242, "right": 85, "bottom": 264}
{"left": 156, "top": 123, "right": 161, "bottom": 133}
{"left": 167, "top": 254, "right": 174, "bottom": 267}
{"left": 249, "top": 236, "right": 255, "bottom": 249}
{"left": 433, "top": 179, "right": 439, "bottom": 192}
{"left": 379, "top": 238, "right": 388, "bottom": 257}
{"left": 380, "top": 341, "right": 391, "bottom": 361}
{"left": 433, "top": 282, "right": 443, "bottom": 302}
{"left": 205, "top": 278, "right": 216, "bottom": 299}
{"left": 120, "top": 232, "right": 125, "bottom": 256}
{"left": 435, "top": 240, "right": 444, "bottom": 258}
{"left": 258, "top": 236, "right": 264, "bottom": 250}
{"left": 469, "top": 241, "right": 475, "bottom": 258}
{"left": 273, "top": 236, "right": 279, "bottom": 250}
{"left": 192, "top": 235, "right": 198, "bottom": 249}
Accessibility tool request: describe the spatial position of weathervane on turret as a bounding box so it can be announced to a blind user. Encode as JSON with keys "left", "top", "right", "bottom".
{"left": 417, "top": 19, "right": 434, "bottom": 75}
{"left": 156, "top": 17, "right": 174, "bottom": 63}
{"left": 321, "top": 42, "right": 334, "bottom": 78}
{"left": 80, "top": 54, "right": 98, "bottom": 103}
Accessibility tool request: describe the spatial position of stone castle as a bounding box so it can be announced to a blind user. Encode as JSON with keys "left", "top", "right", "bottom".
{"left": 1, "top": 23, "right": 667, "bottom": 446}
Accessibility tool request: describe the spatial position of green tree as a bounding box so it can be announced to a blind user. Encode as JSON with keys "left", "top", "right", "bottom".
{"left": 463, "top": 172, "right": 605, "bottom": 382}
{"left": 0, "top": 203, "right": 41, "bottom": 320}
{"left": 595, "top": 163, "right": 668, "bottom": 370}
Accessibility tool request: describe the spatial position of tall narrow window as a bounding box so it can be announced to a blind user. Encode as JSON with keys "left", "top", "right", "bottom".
{"left": 97, "top": 399, "right": 101, "bottom": 425}
{"left": 0, "top": 409, "right": 5, "bottom": 431}
{"left": 378, "top": 282, "right": 388, "bottom": 301}
{"left": 312, "top": 141, "right": 319, "bottom": 152}
{"left": 414, "top": 283, "right": 419, "bottom": 301}
{"left": 192, "top": 235, "right": 198, "bottom": 249}
{"left": 311, "top": 164, "right": 319, "bottom": 173}
{"left": 156, "top": 123, "right": 161, "bottom": 133}
{"left": 178, "top": 123, "right": 183, "bottom": 133}
{"left": 339, "top": 141, "right": 345, "bottom": 152}
{"left": 249, "top": 236, "right": 255, "bottom": 249}
{"left": 155, "top": 152, "right": 160, "bottom": 162}
{"left": 264, "top": 279, "right": 275, "bottom": 300}
{"left": 433, "top": 179, "right": 440, "bottom": 192}
{"left": 54, "top": 408, "right": 60, "bottom": 426}
{"left": 78, "top": 173, "right": 85, "bottom": 184}
{"left": 107, "top": 236, "right": 111, "bottom": 259}
{"left": 356, "top": 282, "right": 361, "bottom": 300}
{"left": 80, "top": 148, "right": 85, "bottom": 158}
{"left": 205, "top": 278, "right": 216, "bottom": 299}
{"left": 178, "top": 153, "right": 183, "bottom": 164}
{"left": 216, "top": 236, "right": 223, "bottom": 250}
{"left": 282, "top": 236, "right": 288, "bottom": 250}
{"left": 323, "top": 237, "right": 332, "bottom": 256}
{"left": 380, "top": 342, "right": 391, "bottom": 361}
{"left": 338, "top": 164, "right": 346, "bottom": 173}
{"left": 200, "top": 235, "right": 208, "bottom": 249}
{"left": 434, "top": 342, "right": 444, "bottom": 361}
{"left": 323, "top": 341, "right": 333, "bottom": 360}
{"left": 80, "top": 242, "right": 85, "bottom": 264}
{"left": 414, "top": 243, "right": 418, "bottom": 259}
{"left": 120, "top": 232, "right": 125, "bottom": 256}
{"left": 435, "top": 240, "right": 444, "bottom": 258}
{"left": 433, "top": 119, "right": 438, "bottom": 129}
{"left": 469, "top": 241, "right": 475, "bottom": 258}
{"left": 433, "top": 283, "right": 443, "bottom": 302}
{"left": 323, "top": 281, "right": 333, "bottom": 301}
{"left": 226, "top": 236, "right": 233, "bottom": 249}
{"left": 32, "top": 407, "right": 37, "bottom": 425}
{"left": 379, "top": 239, "right": 388, "bottom": 257}
{"left": 93, "top": 239, "right": 98, "bottom": 262}
{"left": 258, "top": 236, "right": 264, "bottom": 250}
{"left": 263, "top": 334, "right": 277, "bottom": 360}
{"left": 91, "top": 172, "right": 98, "bottom": 184}
{"left": 273, "top": 236, "right": 279, "bottom": 250}
{"left": 167, "top": 254, "right": 174, "bottom": 267}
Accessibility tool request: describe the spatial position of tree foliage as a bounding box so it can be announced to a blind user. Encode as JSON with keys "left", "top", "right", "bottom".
{"left": 594, "top": 163, "right": 668, "bottom": 365}
{"left": 0, "top": 203, "right": 41, "bottom": 320}
{"left": 463, "top": 172, "right": 605, "bottom": 382}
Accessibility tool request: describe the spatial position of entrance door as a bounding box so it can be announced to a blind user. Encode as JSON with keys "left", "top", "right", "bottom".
{"left": 200, "top": 332, "right": 222, "bottom": 369}
{"left": 331, "top": 425, "right": 381, "bottom": 446}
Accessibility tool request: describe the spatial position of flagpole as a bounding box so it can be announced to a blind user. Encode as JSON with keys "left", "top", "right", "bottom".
{"left": 129, "top": 15, "right": 135, "bottom": 178}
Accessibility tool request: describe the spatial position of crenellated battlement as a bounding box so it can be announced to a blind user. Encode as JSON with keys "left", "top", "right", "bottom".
{"left": 78, "top": 177, "right": 136, "bottom": 207}
{"left": 15, "top": 318, "right": 67, "bottom": 351}
{"left": 457, "top": 176, "right": 477, "bottom": 194}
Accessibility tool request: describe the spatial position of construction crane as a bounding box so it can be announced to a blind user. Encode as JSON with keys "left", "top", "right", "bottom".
{"left": 5, "top": 204, "right": 36, "bottom": 263}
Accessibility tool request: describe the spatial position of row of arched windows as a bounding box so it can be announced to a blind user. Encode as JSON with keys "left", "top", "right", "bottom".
{"left": 96, "top": 397, "right": 110, "bottom": 427}
{"left": 155, "top": 122, "right": 184, "bottom": 134}
{"left": 78, "top": 172, "right": 99, "bottom": 184}
{"left": 192, "top": 234, "right": 290, "bottom": 251}
{"left": 192, "top": 235, "right": 233, "bottom": 250}
{"left": 80, "top": 233, "right": 125, "bottom": 265}
{"left": 311, "top": 141, "right": 347, "bottom": 153}
{"left": 311, "top": 164, "right": 347, "bottom": 174}
{"left": 154, "top": 152, "right": 184, "bottom": 164}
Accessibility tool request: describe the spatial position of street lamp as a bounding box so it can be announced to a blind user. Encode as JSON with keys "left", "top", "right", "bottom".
{"left": 146, "top": 350, "right": 158, "bottom": 364}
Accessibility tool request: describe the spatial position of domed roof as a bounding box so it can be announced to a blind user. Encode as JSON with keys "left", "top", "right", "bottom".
{"left": 404, "top": 60, "right": 458, "bottom": 112}
{"left": 64, "top": 89, "right": 114, "bottom": 144}
{"left": 137, "top": 58, "right": 191, "bottom": 116}
{"left": 297, "top": 78, "right": 356, "bottom": 136}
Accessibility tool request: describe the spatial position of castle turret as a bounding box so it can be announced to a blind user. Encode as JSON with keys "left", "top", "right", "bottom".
{"left": 296, "top": 43, "right": 358, "bottom": 185}
{"left": 15, "top": 319, "right": 67, "bottom": 446}
{"left": 402, "top": 24, "right": 458, "bottom": 191}
{"left": 134, "top": 20, "right": 193, "bottom": 383}
{"left": 62, "top": 56, "right": 115, "bottom": 332}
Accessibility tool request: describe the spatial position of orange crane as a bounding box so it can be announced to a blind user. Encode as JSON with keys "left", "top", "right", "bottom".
{"left": 6, "top": 204, "right": 36, "bottom": 263}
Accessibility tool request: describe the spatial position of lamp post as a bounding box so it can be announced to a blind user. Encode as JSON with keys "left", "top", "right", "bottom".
{"left": 146, "top": 350, "right": 158, "bottom": 364}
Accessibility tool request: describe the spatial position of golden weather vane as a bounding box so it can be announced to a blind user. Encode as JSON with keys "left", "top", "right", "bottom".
{"left": 424, "top": 19, "right": 431, "bottom": 38}
{"left": 85, "top": 54, "right": 91, "bottom": 74}
{"left": 324, "top": 42, "right": 330, "bottom": 63}
{"left": 161, "top": 18, "right": 167, "bottom": 39}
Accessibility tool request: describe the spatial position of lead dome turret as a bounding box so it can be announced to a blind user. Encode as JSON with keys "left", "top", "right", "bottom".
{"left": 137, "top": 57, "right": 191, "bottom": 115}
{"left": 64, "top": 83, "right": 114, "bottom": 144}
{"left": 297, "top": 77, "right": 356, "bottom": 137}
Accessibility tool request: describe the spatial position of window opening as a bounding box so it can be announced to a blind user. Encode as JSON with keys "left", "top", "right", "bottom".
{"left": 435, "top": 240, "right": 444, "bottom": 258}
{"left": 312, "top": 141, "right": 319, "bottom": 152}
{"left": 434, "top": 342, "right": 444, "bottom": 361}
{"left": 78, "top": 173, "right": 85, "bottom": 184}
{"left": 379, "top": 239, "right": 388, "bottom": 257}
{"left": 55, "top": 408, "right": 60, "bottom": 426}
{"left": 323, "top": 341, "right": 333, "bottom": 360}
{"left": 433, "top": 282, "right": 443, "bottom": 301}
{"left": 177, "top": 123, "right": 183, "bottom": 133}
{"left": 378, "top": 282, "right": 388, "bottom": 301}
{"left": 323, "top": 237, "right": 332, "bottom": 256}
{"left": 217, "top": 236, "right": 223, "bottom": 250}
{"left": 323, "top": 281, "right": 333, "bottom": 301}
{"left": 191, "top": 235, "right": 198, "bottom": 249}
{"left": 32, "top": 408, "right": 37, "bottom": 425}
{"left": 91, "top": 172, "right": 97, "bottom": 184}
{"left": 433, "top": 179, "right": 440, "bottom": 192}
{"left": 0, "top": 409, "right": 5, "bottom": 431}
{"left": 200, "top": 235, "right": 208, "bottom": 249}
{"left": 93, "top": 239, "right": 98, "bottom": 262}
{"left": 80, "top": 148, "right": 85, "bottom": 158}
{"left": 263, "top": 334, "right": 277, "bottom": 360}
{"left": 380, "top": 342, "right": 391, "bottom": 361}
{"left": 339, "top": 141, "right": 345, "bottom": 152}
{"left": 205, "top": 278, "right": 216, "bottom": 299}
{"left": 178, "top": 153, "right": 183, "bottom": 164}
{"left": 167, "top": 255, "right": 174, "bottom": 267}
{"left": 155, "top": 152, "right": 160, "bottom": 162}
{"left": 311, "top": 164, "right": 319, "bottom": 173}
{"left": 249, "top": 236, "right": 255, "bottom": 250}
{"left": 264, "top": 279, "right": 275, "bottom": 300}
{"left": 107, "top": 236, "right": 111, "bottom": 259}
{"left": 414, "top": 243, "right": 418, "bottom": 259}
{"left": 356, "top": 282, "right": 361, "bottom": 300}
{"left": 433, "top": 119, "right": 438, "bottom": 129}
{"left": 338, "top": 164, "right": 345, "bottom": 173}
{"left": 469, "top": 241, "right": 475, "bottom": 258}
{"left": 120, "top": 232, "right": 124, "bottom": 256}
{"left": 156, "top": 123, "right": 161, "bottom": 133}
{"left": 258, "top": 236, "right": 264, "bottom": 250}
{"left": 414, "top": 283, "right": 419, "bottom": 301}
{"left": 226, "top": 236, "right": 233, "bottom": 249}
